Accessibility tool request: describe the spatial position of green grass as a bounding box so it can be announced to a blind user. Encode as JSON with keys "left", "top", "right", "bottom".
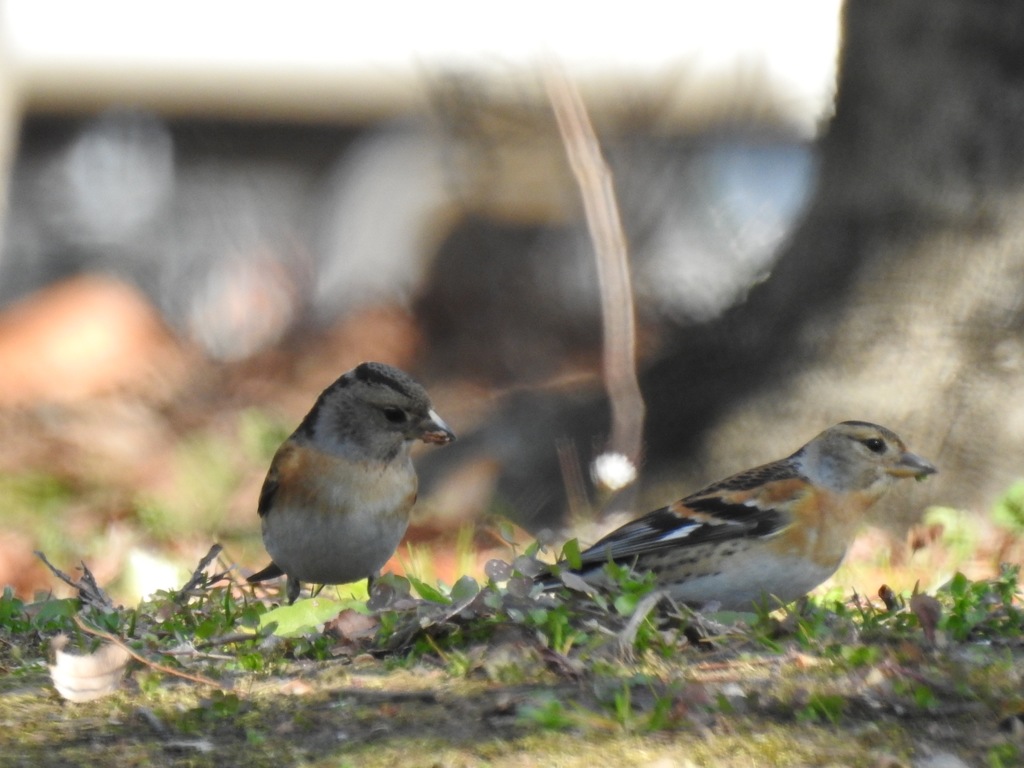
{"left": 2, "top": 479, "right": 1024, "bottom": 765}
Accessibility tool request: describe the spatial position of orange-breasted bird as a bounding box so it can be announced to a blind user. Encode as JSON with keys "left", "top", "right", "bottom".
{"left": 247, "top": 362, "right": 454, "bottom": 603}
{"left": 546, "top": 421, "right": 936, "bottom": 610}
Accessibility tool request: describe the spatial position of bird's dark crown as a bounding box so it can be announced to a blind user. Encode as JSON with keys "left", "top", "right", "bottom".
{"left": 350, "top": 361, "right": 420, "bottom": 401}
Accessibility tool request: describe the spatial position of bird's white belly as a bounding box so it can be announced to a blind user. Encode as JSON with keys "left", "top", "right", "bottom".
{"left": 664, "top": 550, "right": 840, "bottom": 611}
{"left": 261, "top": 465, "right": 415, "bottom": 585}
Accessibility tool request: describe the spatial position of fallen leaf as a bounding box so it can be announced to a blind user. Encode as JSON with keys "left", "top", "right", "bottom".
{"left": 49, "top": 634, "right": 130, "bottom": 702}
{"left": 511, "top": 555, "right": 544, "bottom": 578}
{"left": 558, "top": 570, "right": 597, "bottom": 596}
{"left": 909, "top": 593, "right": 942, "bottom": 645}
{"left": 325, "top": 608, "right": 380, "bottom": 641}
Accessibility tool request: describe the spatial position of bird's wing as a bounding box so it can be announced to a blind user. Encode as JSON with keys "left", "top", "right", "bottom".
{"left": 576, "top": 459, "right": 806, "bottom": 565}
{"left": 256, "top": 461, "right": 280, "bottom": 519}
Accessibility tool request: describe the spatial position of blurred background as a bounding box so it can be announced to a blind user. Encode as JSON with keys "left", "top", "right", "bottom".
{"left": 2, "top": 1, "right": 1021, "bottom": 603}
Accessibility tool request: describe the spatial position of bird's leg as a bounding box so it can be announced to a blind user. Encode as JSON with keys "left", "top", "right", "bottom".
{"left": 287, "top": 577, "right": 301, "bottom": 605}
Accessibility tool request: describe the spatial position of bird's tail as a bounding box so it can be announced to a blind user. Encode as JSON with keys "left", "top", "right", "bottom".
{"left": 246, "top": 561, "right": 284, "bottom": 584}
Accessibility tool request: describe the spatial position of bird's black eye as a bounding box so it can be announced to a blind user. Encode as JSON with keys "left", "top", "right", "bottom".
{"left": 382, "top": 406, "right": 407, "bottom": 424}
{"left": 861, "top": 437, "right": 886, "bottom": 454}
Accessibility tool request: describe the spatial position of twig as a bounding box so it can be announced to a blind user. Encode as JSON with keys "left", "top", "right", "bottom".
{"left": 35, "top": 551, "right": 115, "bottom": 611}
{"left": 555, "top": 437, "right": 591, "bottom": 525}
{"left": 174, "top": 544, "right": 225, "bottom": 602}
{"left": 616, "top": 589, "right": 667, "bottom": 661}
{"left": 73, "top": 615, "right": 228, "bottom": 691}
{"left": 192, "top": 632, "right": 265, "bottom": 651}
{"left": 34, "top": 551, "right": 78, "bottom": 590}
{"left": 544, "top": 65, "right": 646, "bottom": 480}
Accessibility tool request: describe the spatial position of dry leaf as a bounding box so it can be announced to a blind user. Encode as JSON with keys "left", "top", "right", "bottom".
{"left": 511, "top": 555, "right": 544, "bottom": 579}
{"left": 558, "top": 570, "right": 597, "bottom": 596}
{"left": 49, "top": 634, "right": 130, "bottom": 702}
{"left": 878, "top": 584, "right": 899, "bottom": 611}
{"left": 909, "top": 593, "right": 942, "bottom": 645}
{"left": 324, "top": 609, "right": 380, "bottom": 641}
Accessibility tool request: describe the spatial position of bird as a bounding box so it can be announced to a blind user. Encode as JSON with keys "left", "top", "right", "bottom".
{"left": 544, "top": 421, "right": 937, "bottom": 611}
{"left": 246, "top": 361, "right": 455, "bottom": 604}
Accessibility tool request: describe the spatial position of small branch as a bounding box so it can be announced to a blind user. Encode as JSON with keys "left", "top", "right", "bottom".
{"left": 73, "top": 615, "right": 228, "bottom": 691}
{"left": 192, "top": 632, "right": 265, "bottom": 651}
{"left": 555, "top": 437, "right": 591, "bottom": 524}
{"left": 174, "top": 544, "right": 225, "bottom": 602}
{"left": 34, "top": 551, "right": 78, "bottom": 590}
{"left": 35, "top": 551, "right": 115, "bottom": 611}
{"left": 544, "top": 64, "right": 646, "bottom": 480}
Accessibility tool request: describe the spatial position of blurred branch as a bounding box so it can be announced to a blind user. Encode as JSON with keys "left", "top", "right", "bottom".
{"left": 35, "top": 551, "right": 115, "bottom": 611}
{"left": 545, "top": 64, "right": 645, "bottom": 482}
{"left": 173, "top": 543, "right": 226, "bottom": 604}
{"left": 73, "top": 615, "right": 228, "bottom": 691}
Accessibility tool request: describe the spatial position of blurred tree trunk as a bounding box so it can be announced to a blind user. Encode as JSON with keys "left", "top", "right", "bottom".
{"left": 422, "top": 0, "right": 1024, "bottom": 534}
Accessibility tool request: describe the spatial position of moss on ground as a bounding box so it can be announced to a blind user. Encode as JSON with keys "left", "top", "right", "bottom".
{"left": 2, "top": 633, "right": 1022, "bottom": 767}
{"left": 2, "top": 548, "right": 1023, "bottom": 766}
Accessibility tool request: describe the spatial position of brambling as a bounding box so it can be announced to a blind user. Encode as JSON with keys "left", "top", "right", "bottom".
{"left": 546, "top": 421, "right": 937, "bottom": 611}
{"left": 247, "top": 362, "right": 455, "bottom": 604}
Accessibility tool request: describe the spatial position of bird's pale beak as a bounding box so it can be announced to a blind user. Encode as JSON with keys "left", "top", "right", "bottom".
{"left": 419, "top": 409, "right": 455, "bottom": 445}
{"left": 889, "top": 451, "right": 938, "bottom": 480}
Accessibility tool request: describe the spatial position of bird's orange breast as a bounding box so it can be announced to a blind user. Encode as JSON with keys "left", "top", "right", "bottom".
{"left": 265, "top": 441, "right": 418, "bottom": 521}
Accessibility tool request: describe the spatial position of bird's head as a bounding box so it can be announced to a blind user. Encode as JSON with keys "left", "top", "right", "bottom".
{"left": 295, "top": 362, "right": 455, "bottom": 461}
{"left": 796, "top": 420, "right": 937, "bottom": 496}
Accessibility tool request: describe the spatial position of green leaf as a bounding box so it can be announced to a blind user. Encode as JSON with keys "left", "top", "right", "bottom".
{"left": 992, "top": 480, "right": 1024, "bottom": 534}
{"left": 798, "top": 693, "right": 845, "bottom": 724}
{"left": 449, "top": 575, "right": 480, "bottom": 603}
{"left": 29, "top": 598, "right": 79, "bottom": 631}
{"left": 497, "top": 520, "right": 519, "bottom": 545}
{"left": 0, "top": 587, "right": 26, "bottom": 630}
{"left": 519, "top": 696, "right": 575, "bottom": 730}
{"left": 259, "top": 597, "right": 354, "bottom": 637}
{"left": 614, "top": 593, "right": 638, "bottom": 616}
{"left": 407, "top": 576, "right": 451, "bottom": 604}
{"left": 560, "top": 538, "right": 583, "bottom": 570}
